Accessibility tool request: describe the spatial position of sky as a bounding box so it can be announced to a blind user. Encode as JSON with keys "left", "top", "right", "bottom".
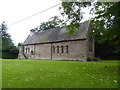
{"left": 0, "top": 0, "right": 90, "bottom": 46}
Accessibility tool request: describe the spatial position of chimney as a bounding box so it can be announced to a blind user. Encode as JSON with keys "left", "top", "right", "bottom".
{"left": 30, "top": 29, "right": 36, "bottom": 36}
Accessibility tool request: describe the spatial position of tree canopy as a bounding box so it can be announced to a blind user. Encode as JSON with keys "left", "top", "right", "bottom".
{"left": 60, "top": 1, "right": 120, "bottom": 59}
{"left": 37, "top": 16, "right": 65, "bottom": 31}
{"left": 0, "top": 21, "right": 18, "bottom": 59}
{"left": 91, "top": 2, "right": 120, "bottom": 53}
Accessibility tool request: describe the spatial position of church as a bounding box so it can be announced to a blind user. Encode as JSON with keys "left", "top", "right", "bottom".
{"left": 18, "top": 21, "right": 94, "bottom": 61}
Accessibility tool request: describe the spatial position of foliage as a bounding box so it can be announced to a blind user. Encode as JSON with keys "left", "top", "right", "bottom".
{"left": 87, "top": 57, "right": 101, "bottom": 61}
{"left": 0, "top": 21, "right": 18, "bottom": 59}
{"left": 60, "top": 2, "right": 120, "bottom": 58}
{"left": 38, "top": 16, "right": 65, "bottom": 31}
{"left": 18, "top": 43, "right": 23, "bottom": 47}
{"left": 0, "top": 21, "right": 10, "bottom": 38}
{"left": 2, "top": 59, "right": 118, "bottom": 88}
{"left": 61, "top": 2, "right": 120, "bottom": 44}
{"left": 90, "top": 2, "right": 120, "bottom": 53}
{"left": 60, "top": 2, "right": 91, "bottom": 34}
{"left": 95, "top": 42, "right": 119, "bottom": 60}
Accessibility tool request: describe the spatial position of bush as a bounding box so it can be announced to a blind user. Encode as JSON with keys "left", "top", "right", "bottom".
{"left": 2, "top": 52, "right": 18, "bottom": 59}
{"left": 87, "top": 57, "right": 101, "bottom": 61}
{"left": 87, "top": 57, "right": 93, "bottom": 61}
{"left": 93, "top": 57, "right": 101, "bottom": 61}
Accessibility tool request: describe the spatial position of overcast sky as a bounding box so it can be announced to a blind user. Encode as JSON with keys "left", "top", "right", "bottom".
{"left": 0, "top": 0, "right": 90, "bottom": 45}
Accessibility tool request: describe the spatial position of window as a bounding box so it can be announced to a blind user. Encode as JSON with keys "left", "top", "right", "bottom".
{"left": 57, "top": 46, "right": 59, "bottom": 53}
{"left": 66, "top": 45, "right": 68, "bottom": 53}
{"left": 23, "top": 46, "right": 24, "bottom": 53}
{"left": 28, "top": 48, "right": 30, "bottom": 54}
{"left": 53, "top": 46, "right": 55, "bottom": 53}
{"left": 31, "top": 51, "right": 34, "bottom": 55}
{"left": 26, "top": 48, "right": 27, "bottom": 53}
{"left": 61, "top": 46, "right": 64, "bottom": 53}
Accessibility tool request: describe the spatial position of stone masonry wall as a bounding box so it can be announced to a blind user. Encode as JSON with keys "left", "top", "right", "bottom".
{"left": 22, "top": 40, "right": 88, "bottom": 61}
{"left": 34, "top": 44, "right": 51, "bottom": 59}
{"left": 51, "top": 40, "right": 87, "bottom": 61}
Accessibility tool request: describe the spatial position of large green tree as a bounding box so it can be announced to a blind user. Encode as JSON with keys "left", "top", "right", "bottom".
{"left": 37, "top": 16, "right": 65, "bottom": 31}
{"left": 60, "top": 2, "right": 120, "bottom": 59}
{"left": 0, "top": 21, "right": 18, "bottom": 59}
{"left": 60, "top": 2, "right": 91, "bottom": 34}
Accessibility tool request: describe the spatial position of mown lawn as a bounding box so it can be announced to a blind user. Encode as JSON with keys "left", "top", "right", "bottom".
{"left": 98, "top": 60, "right": 120, "bottom": 63}
{"left": 2, "top": 59, "right": 119, "bottom": 88}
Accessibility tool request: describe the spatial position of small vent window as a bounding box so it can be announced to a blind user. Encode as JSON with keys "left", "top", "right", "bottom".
{"left": 23, "top": 46, "right": 24, "bottom": 53}
{"left": 28, "top": 48, "right": 30, "bottom": 54}
{"left": 53, "top": 46, "right": 55, "bottom": 53}
{"left": 57, "top": 46, "right": 59, "bottom": 53}
{"left": 61, "top": 46, "right": 64, "bottom": 53}
{"left": 66, "top": 45, "right": 68, "bottom": 53}
{"left": 31, "top": 51, "right": 34, "bottom": 55}
{"left": 26, "top": 48, "right": 27, "bottom": 53}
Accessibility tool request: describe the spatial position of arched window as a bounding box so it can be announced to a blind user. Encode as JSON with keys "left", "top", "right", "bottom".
{"left": 53, "top": 46, "right": 55, "bottom": 53}
{"left": 28, "top": 48, "right": 30, "bottom": 54}
{"left": 66, "top": 45, "right": 68, "bottom": 53}
{"left": 57, "top": 46, "right": 59, "bottom": 53}
{"left": 26, "top": 48, "right": 27, "bottom": 53}
{"left": 23, "top": 46, "right": 24, "bottom": 53}
{"left": 61, "top": 46, "right": 64, "bottom": 53}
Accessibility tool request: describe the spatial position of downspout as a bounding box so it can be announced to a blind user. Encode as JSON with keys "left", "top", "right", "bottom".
{"left": 34, "top": 44, "right": 35, "bottom": 59}
{"left": 51, "top": 43, "right": 52, "bottom": 60}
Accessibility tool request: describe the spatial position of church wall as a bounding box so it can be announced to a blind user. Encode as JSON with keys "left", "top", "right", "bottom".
{"left": 86, "top": 33, "right": 95, "bottom": 58}
{"left": 52, "top": 40, "right": 87, "bottom": 61}
{"left": 34, "top": 44, "right": 51, "bottom": 59}
{"left": 22, "top": 40, "right": 88, "bottom": 61}
{"left": 23, "top": 45, "right": 35, "bottom": 59}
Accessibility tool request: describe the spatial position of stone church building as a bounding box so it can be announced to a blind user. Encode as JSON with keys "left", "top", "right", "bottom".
{"left": 18, "top": 22, "right": 94, "bottom": 61}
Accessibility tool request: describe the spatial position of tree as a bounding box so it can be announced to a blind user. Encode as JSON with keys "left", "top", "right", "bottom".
{"left": 90, "top": 2, "right": 120, "bottom": 53}
{"left": 0, "top": 21, "right": 10, "bottom": 38}
{"left": 0, "top": 21, "right": 18, "bottom": 59}
{"left": 60, "top": 2, "right": 91, "bottom": 34}
{"left": 38, "top": 16, "right": 65, "bottom": 31}
{"left": 60, "top": 2, "right": 120, "bottom": 59}
{"left": 18, "top": 43, "right": 23, "bottom": 47}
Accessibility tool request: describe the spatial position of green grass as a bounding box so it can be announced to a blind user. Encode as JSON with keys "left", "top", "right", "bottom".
{"left": 97, "top": 60, "right": 120, "bottom": 63}
{"left": 2, "top": 59, "right": 119, "bottom": 88}
{"left": 0, "top": 59, "right": 2, "bottom": 89}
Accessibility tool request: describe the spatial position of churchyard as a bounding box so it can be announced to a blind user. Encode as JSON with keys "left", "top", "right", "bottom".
{"left": 2, "top": 59, "right": 119, "bottom": 88}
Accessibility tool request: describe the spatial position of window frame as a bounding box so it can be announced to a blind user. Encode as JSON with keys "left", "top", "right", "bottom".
{"left": 61, "top": 46, "right": 64, "bottom": 53}
{"left": 57, "top": 46, "right": 59, "bottom": 53}
{"left": 53, "top": 46, "right": 55, "bottom": 53}
{"left": 66, "top": 45, "right": 68, "bottom": 53}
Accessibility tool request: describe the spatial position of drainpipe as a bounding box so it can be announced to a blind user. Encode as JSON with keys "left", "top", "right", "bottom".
{"left": 34, "top": 44, "right": 35, "bottom": 59}
{"left": 51, "top": 43, "right": 52, "bottom": 60}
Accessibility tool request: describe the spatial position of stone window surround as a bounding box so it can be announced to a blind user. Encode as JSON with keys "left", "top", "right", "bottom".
{"left": 25, "top": 47, "right": 30, "bottom": 54}
{"left": 53, "top": 45, "right": 69, "bottom": 54}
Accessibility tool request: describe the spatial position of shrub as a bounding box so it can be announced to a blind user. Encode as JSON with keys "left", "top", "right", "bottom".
{"left": 87, "top": 57, "right": 101, "bottom": 61}
{"left": 93, "top": 57, "right": 101, "bottom": 61}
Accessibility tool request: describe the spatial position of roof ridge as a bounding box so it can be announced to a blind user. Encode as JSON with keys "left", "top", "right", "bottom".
{"left": 23, "top": 22, "right": 90, "bottom": 45}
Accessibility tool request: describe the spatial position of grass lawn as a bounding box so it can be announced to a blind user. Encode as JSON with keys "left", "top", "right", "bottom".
{"left": 98, "top": 60, "right": 120, "bottom": 63}
{"left": 2, "top": 59, "right": 119, "bottom": 88}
